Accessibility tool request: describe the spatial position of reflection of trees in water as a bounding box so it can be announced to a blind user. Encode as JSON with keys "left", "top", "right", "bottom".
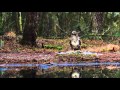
{"left": 1, "top": 67, "right": 38, "bottom": 78}
{"left": 1, "top": 66, "right": 120, "bottom": 78}
{"left": 19, "top": 69, "right": 37, "bottom": 78}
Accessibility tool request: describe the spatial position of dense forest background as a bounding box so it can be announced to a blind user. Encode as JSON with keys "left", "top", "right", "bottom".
{"left": 0, "top": 12, "right": 120, "bottom": 42}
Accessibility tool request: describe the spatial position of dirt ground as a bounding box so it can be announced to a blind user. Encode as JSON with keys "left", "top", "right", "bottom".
{"left": 0, "top": 38, "right": 120, "bottom": 64}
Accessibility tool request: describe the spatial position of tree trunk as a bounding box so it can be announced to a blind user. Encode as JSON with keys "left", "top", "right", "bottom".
{"left": 21, "top": 12, "right": 39, "bottom": 46}
{"left": 92, "top": 12, "right": 104, "bottom": 34}
{"left": 0, "top": 12, "right": 2, "bottom": 29}
{"left": 41, "top": 12, "right": 51, "bottom": 38}
{"left": 12, "top": 12, "right": 20, "bottom": 34}
{"left": 19, "top": 12, "right": 22, "bottom": 33}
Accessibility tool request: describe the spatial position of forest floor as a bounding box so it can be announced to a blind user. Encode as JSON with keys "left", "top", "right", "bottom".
{"left": 1, "top": 38, "right": 120, "bottom": 78}
{"left": 0, "top": 38, "right": 120, "bottom": 64}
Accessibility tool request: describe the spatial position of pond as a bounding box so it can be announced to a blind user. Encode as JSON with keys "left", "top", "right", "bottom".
{"left": 1, "top": 51, "right": 120, "bottom": 78}
{"left": 1, "top": 62, "right": 120, "bottom": 78}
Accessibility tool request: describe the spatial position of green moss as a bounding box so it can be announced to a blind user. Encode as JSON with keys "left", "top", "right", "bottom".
{"left": 44, "top": 44, "right": 63, "bottom": 50}
{"left": 81, "top": 44, "right": 88, "bottom": 48}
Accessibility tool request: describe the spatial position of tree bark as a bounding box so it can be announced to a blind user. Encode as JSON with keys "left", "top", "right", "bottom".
{"left": 21, "top": 12, "right": 39, "bottom": 46}
{"left": 92, "top": 12, "right": 104, "bottom": 34}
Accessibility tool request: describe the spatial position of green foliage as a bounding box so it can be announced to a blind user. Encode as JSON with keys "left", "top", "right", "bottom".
{"left": 114, "top": 32, "right": 120, "bottom": 37}
{"left": 0, "top": 71, "right": 5, "bottom": 76}
{"left": 114, "top": 70, "right": 120, "bottom": 78}
{"left": 81, "top": 43, "right": 88, "bottom": 48}
{"left": 0, "top": 39, "right": 4, "bottom": 48}
{"left": 44, "top": 44, "right": 63, "bottom": 50}
{"left": 0, "top": 29, "right": 4, "bottom": 35}
{"left": 0, "top": 12, "right": 120, "bottom": 41}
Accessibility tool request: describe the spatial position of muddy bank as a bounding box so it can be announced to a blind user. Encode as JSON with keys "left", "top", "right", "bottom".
{"left": 57, "top": 51, "right": 120, "bottom": 62}
{"left": 1, "top": 51, "right": 120, "bottom": 64}
{"left": 98, "top": 52, "right": 120, "bottom": 62}
{"left": 0, "top": 52, "right": 56, "bottom": 64}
